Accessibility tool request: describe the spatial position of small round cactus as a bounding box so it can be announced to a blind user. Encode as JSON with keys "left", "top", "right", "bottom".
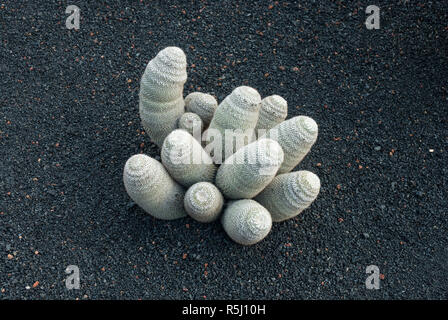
{"left": 123, "top": 154, "right": 187, "bottom": 220}
{"left": 206, "top": 86, "right": 261, "bottom": 163}
{"left": 215, "top": 138, "right": 284, "bottom": 199}
{"left": 255, "top": 170, "right": 321, "bottom": 222}
{"left": 139, "top": 46, "right": 187, "bottom": 147}
{"left": 255, "top": 95, "right": 288, "bottom": 135}
{"left": 260, "top": 115, "right": 318, "bottom": 174}
{"left": 184, "top": 92, "right": 218, "bottom": 127}
{"left": 184, "top": 182, "right": 224, "bottom": 223}
{"left": 221, "top": 199, "right": 272, "bottom": 245}
{"left": 178, "top": 112, "right": 203, "bottom": 139}
{"left": 161, "top": 129, "right": 216, "bottom": 187}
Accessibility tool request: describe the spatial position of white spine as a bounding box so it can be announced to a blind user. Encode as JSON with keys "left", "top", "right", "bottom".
{"left": 184, "top": 182, "right": 224, "bottom": 223}
{"left": 215, "top": 138, "right": 284, "bottom": 199}
{"left": 255, "top": 171, "right": 320, "bottom": 222}
{"left": 139, "top": 47, "right": 187, "bottom": 147}
{"left": 123, "top": 154, "right": 187, "bottom": 220}
{"left": 184, "top": 92, "right": 218, "bottom": 127}
{"left": 221, "top": 199, "right": 272, "bottom": 245}
{"left": 161, "top": 129, "right": 216, "bottom": 187}
{"left": 260, "top": 115, "right": 318, "bottom": 174}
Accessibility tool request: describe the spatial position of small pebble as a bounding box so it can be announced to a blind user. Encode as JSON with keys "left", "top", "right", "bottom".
{"left": 415, "top": 191, "right": 424, "bottom": 198}
{"left": 126, "top": 201, "right": 136, "bottom": 210}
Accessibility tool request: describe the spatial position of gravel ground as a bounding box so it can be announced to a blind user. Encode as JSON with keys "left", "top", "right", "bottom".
{"left": 1, "top": 0, "right": 447, "bottom": 299}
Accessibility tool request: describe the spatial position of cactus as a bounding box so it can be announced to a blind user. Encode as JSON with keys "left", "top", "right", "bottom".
{"left": 139, "top": 46, "right": 187, "bottom": 147}
{"left": 255, "top": 95, "right": 288, "bottom": 136}
{"left": 255, "top": 170, "right": 321, "bottom": 222}
{"left": 184, "top": 182, "right": 224, "bottom": 223}
{"left": 185, "top": 92, "right": 218, "bottom": 127}
{"left": 215, "top": 138, "right": 284, "bottom": 199}
{"left": 221, "top": 199, "right": 272, "bottom": 245}
{"left": 123, "top": 154, "right": 187, "bottom": 220}
{"left": 260, "top": 115, "right": 318, "bottom": 174}
{"left": 178, "top": 112, "right": 203, "bottom": 139}
{"left": 161, "top": 129, "right": 216, "bottom": 187}
{"left": 125, "top": 47, "right": 322, "bottom": 245}
{"left": 206, "top": 86, "right": 261, "bottom": 163}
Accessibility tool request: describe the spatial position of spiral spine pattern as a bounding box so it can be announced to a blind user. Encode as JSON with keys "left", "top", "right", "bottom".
{"left": 139, "top": 47, "right": 187, "bottom": 147}
{"left": 123, "top": 154, "right": 187, "bottom": 220}
{"left": 221, "top": 199, "right": 272, "bottom": 245}
{"left": 260, "top": 115, "right": 318, "bottom": 174}
{"left": 255, "top": 170, "right": 320, "bottom": 222}
{"left": 161, "top": 129, "right": 216, "bottom": 187}
{"left": 215, "top": 138, "right": 284, "bottom": 199}
{"left": 206, "top": 86, "right": 261, "bottom": 162}
{"left": 178, "top": 112, "right": 203, "bottom": 139}
{"left": 184, "top": 92, "right": 218, "bottom": 127}
{"left": 184, "top": 182, "right": 224, "bottom": 223}
{"left": 255, "top": 95, "right": 288, "bottom": 135}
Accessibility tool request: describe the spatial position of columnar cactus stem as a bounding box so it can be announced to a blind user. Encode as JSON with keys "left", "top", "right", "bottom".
{"left": 221, "top": 199, "right": 272, "bottom": 245}
{"left": 215, "top": 138, "right": 284, "bottom": 199}
{"left": 184, "top": 92, "right": 218, "bottom": 127}
{"left": 206, "top": 86, "right": 261, "bottom": 163}
{"left": 128, "top": 46, "right": 323, "bottom": 245}
{"left": 178, "top": 112, "right": 203, "bottom": 140}
{"left": 123, "top": 154, "right": 187, "bottom": 220}
{"left": 161, "top": 129, "right": 216, "bottom": 187}
{"left": 255, "top": 170, "right": 320, "bottom": 222}
{"left": 184, "top": 182, "right": 224, "bottom": 223}
{"left": 139, "top": 47, "right": 187, "bottom": 147}
{"left": 255, "top": 95, "right": 288, "bottom": 135}
{"left": 260, "top": 115, "right": 318, "bottom": 174}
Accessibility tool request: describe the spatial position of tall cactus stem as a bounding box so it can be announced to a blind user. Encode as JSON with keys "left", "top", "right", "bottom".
{"left": 255, "top": 170, "right": 321, "bottom": 222}
{"left": 139, "top": 47, "right": 187, "bottom": 147}
{"left": 161, "top": 129, "right": 216, "bottom": 187}
{"left": 123, "top": 154, "right": 187, "bottom": 220}
{"left": 216, "top": 138, "right": 284, "bottom": 199}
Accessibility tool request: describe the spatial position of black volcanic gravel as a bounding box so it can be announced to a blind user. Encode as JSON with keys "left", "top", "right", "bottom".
{"left": 0, "top": 0, "right": 447, "bottom": 299}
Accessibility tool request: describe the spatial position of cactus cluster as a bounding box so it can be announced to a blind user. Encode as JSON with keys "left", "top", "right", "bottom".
{"left": 124, "top": 46, "right": 321, "bottom": 246}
